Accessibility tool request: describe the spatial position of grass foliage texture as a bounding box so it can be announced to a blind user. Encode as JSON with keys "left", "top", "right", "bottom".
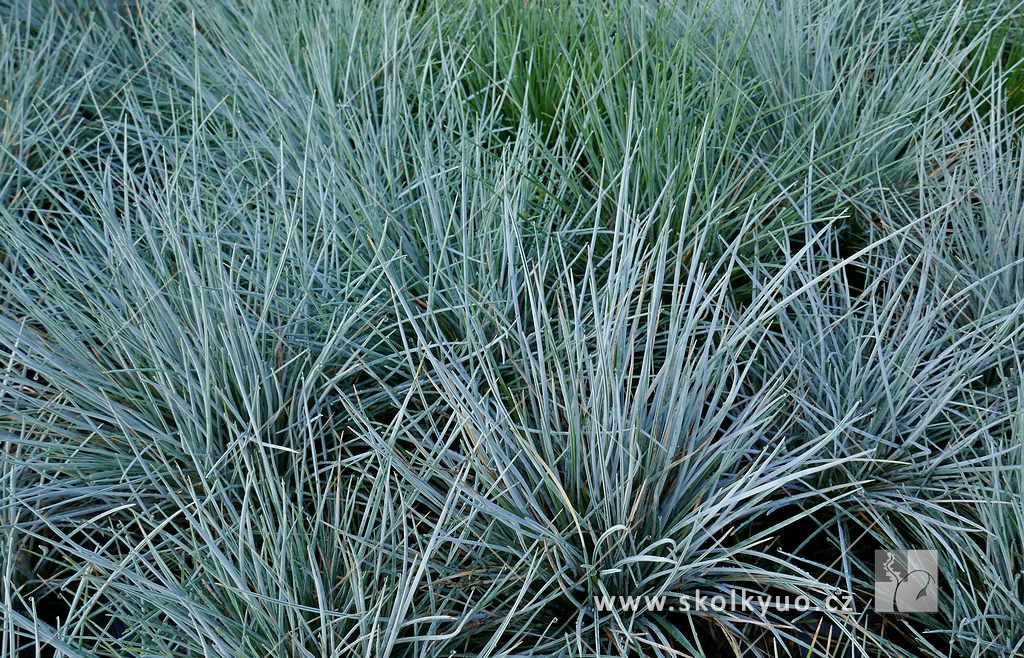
{"left": 2, "top": 0, "right": 1024, "bottom": 656}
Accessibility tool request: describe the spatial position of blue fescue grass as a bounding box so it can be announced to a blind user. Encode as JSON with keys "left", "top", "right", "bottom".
{"left": 2, "top": 0, "right": 1024, "bottom": 656}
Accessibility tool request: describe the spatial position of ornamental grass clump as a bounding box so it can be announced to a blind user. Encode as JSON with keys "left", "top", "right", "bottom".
{"left": 2, "top": 1, "right": 1023, "bottom": 656}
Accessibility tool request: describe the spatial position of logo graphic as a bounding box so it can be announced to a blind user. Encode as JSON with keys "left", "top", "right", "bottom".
{"left": 873, "top": 550, "right": 939, "bottom": 613}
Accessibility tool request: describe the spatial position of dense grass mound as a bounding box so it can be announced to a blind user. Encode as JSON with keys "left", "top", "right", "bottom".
{"left": 2, "top": 1, "right": 1023, "bottom": 656}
